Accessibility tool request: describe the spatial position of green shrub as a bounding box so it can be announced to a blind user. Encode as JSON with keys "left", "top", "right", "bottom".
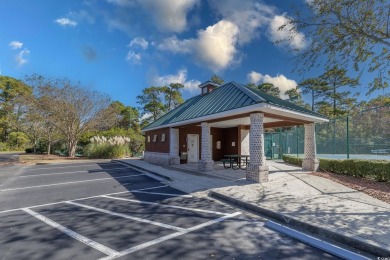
{"left": 282, "top": 155, "right": 390, "bottom": 182}
{"left": 282, "top": 155, "right": 303, "bottom": 166}
{"left": 84, "top": 143, "right": 130, "bottom": 159}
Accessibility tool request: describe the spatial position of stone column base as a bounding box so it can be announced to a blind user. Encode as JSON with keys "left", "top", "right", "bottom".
{"left": 198, "top": 160, "right": 214, "bottom": 172}
{"left": 168, "top": 156, "right": 180, "bottom": 165}
{"left": 246, "top": 164, "right": 269, "bottom": 183}
{"left": 302, "top": 158, "right": 319, "bottom": 172}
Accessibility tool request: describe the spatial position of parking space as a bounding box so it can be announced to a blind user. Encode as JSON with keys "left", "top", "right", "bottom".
{"left": 0, "top": 161, "right": 338, "bottom": 259}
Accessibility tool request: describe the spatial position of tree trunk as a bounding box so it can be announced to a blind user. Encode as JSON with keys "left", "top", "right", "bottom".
{"left": 312, "top": 90, "right": 315, "bottom": 111}
{"left": 68, "top": 139, "right": 77, "bottom": 157}
{"left": 47, "top": 142, "right": 51, "bottom": 155}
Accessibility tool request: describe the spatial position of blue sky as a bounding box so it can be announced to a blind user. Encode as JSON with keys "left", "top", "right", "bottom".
{"left": 0, "top": 0, "right": 381, "bottom": 108}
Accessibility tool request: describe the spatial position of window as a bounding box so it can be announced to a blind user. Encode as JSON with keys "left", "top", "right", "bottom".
{"left": 153, "top": 134, "right": 157, "bottom": 142}
{"left": 147, "top": 136, "right": 150, "bottom": 143}
{"left": 161, "top": 133, "right": 166, "bottom": 142}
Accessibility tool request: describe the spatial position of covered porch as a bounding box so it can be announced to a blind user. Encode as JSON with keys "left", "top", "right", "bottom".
{"left": 167, "top": 111, "right": 321, "bottom": 183}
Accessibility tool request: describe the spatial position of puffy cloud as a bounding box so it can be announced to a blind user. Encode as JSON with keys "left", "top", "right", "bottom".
{"left": 208, "top": 0, "right": 274, "bottom": 45}
{"left": 153, "top": 69, "right": 201, "bottom": 93}
{"left": 157, "top": 36, "right": 192, "bottom": 54}
{"left": 195, "top": 20, "right": 239, "bottom": 71}
{"left": 55, "top": 18, "right": 77, "bottom": 27}
{"left": 247, "top": 71, "right": 298, "bottom": 99}
{"left": 125, "top": 51, "right": 141, "bottom": 64}
{"left": 128, "top": 37, "right": 149, "bottom": 49}
{"left": 138, "top": 0, "right": 199, "bottom": 33}
{"left": 16, "top": 49, "right": 30, "bottom": 66}
{"left": 9, "top": 41, "right": 23, "bottom": 49}
{"left": 267, "top": 15, "right": 307, "bottom": 50}
{"left": 158, "top": 20, "right": 239, "bottom": 72}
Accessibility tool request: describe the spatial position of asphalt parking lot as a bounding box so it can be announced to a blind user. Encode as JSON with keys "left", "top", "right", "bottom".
{"left": 0, "top": 161, "right": 338, "bottom": 259}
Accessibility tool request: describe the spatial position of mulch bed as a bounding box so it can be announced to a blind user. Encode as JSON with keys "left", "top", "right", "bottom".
{"left": 310, "top": 171, "right": 390, "bottom": 204}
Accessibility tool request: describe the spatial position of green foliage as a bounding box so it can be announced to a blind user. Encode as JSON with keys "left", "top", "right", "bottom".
{"left": 161, "top": 83, "right": 184, "bottom": 111}
{"left": 7, "top": 131, "right": 30, "bottom": 149}
{"left": 84, "top": 143, "right": 130, "bottom": 159}
{"left": 284, "top": 0, "right": 389, "bottom": 94}
{"left": 283, "top": 155, "right": 390, "bottom": 182}
{"left": 282, "top": 155, "right": 303, "bottom": 166}
{"left": 257, "top": 83, "right": 280, "bottom": 97}
{"left": 210, "top": 75, "right": 224, "bottom": 85}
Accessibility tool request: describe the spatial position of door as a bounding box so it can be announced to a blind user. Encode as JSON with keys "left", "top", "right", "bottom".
{"left": 187, "top": 134, "right": 199, "bottom": 162}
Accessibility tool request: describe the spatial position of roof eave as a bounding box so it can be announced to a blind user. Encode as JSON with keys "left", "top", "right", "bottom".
{"left": 142, "top": 103, "right": 329, "bottom": 133}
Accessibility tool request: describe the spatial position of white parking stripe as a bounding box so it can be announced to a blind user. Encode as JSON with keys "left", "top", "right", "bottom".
{"left": 99, "top": 212, "right": 242, "bottom": 260}
{"left": 0, "top": 185, "right": 168, "bottom": 215}
{"left": 102, "top": 195, "right": 228, "bottom": 216}
{"left": 130, "top": 191, "right": 193, "bottom": 198}
{"left": 0, "top": 174, "right": 145, "bottom": 192}
{"left": 19, "top": 167, "right": 131, "bottom": 178}
{"left": 23, "top": 208, "right": 118, "bottom": 256}
{"left": 66, "top": 201, "right": 185, "bottom": 232}
{"left": 27, "top": 162, "right": 119, "bottom": 171}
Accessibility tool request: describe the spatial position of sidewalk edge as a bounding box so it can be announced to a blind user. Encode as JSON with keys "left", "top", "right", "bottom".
{"left": 209, "top": 190, "right": 389, "bottom": 257}
{"left": 112, "top": 160, "right": 173, "bottom": 181}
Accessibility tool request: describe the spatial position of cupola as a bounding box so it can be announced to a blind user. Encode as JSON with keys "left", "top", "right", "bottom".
{"left": 199, "top": 81, "right": 220, "bottom": 95}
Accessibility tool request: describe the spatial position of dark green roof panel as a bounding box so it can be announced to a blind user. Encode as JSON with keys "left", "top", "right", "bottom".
{"left": 143, "top": 81, "right": 327, "bottom": 130}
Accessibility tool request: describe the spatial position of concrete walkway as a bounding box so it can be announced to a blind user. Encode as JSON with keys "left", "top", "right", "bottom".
{"left": 117, "top": 158, "right": 390, "bottom": 256}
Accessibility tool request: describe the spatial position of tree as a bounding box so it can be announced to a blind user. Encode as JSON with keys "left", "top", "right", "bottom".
{"left": 298, "top": 78, "right": 329, "bottom": 111}
{"left": 110, "top": 101, "right": 140, "bottom": 131}
{"left": 26, "top": 75, "right": 115, "bottom": 157}
{"left": 320, "top": 66, "right": 359, "bottom": 116}
{"left": 0, "top": 76, "right": 32, "bottom": 141}
{"left": 162, "top": 83, "right": 184, "bottom": 111}
{"left": 210, "top": 75, "right": 224, "bottom": 85}
{"left": 281, "top": 0, "right": 389, "bottom": 94}
{"left": 257, "top": 83, "right": 280, "bottom": 97}
{"left": 284, "top": 88, "right": 307, "bottom": 107}
{"left": 137, "top": 86, "right": 165, "bottom": 122}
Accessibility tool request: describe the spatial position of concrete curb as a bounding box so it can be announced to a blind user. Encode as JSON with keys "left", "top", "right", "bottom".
{"left": 112, "top": 160, "right": 173, "bottom": 181}
{"left": 209, "top": 190, "right": 390, "bottom": 257}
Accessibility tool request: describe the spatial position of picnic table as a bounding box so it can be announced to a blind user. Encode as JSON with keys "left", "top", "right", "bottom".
{"left": 221, "top": 155, "right": 250, "bottom": 170}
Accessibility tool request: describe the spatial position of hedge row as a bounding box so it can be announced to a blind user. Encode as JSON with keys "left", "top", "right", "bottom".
{"left": 282, "top": 155, "right": 390, "bottom": 182}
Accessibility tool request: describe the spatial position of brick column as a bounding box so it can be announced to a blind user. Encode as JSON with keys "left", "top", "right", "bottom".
{"left": 198, "top": 122, "right": 214, "bottom": 172}
{"left": 169, "top": 128, "right": 180, "bottom": 165}
{"left": 246, "top": 113, "right": 269, "bottom": 182}
{"left": 302, "top": 123, "right": 319, "bottom": 171}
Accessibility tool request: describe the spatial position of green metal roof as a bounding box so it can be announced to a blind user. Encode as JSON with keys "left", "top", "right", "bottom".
{"left": 143, "top": 81, "right": 327, "bottom": 130}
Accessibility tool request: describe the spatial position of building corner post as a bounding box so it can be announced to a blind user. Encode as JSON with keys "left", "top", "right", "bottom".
{"left": 246, "top": 113, "right": 269, "bottom": 182}
{"left": 169, "top": 128, "right": 180, "bottom": 165}
{"left": 302, "top": 123, "right": 319, "bottom": 171}
{"left": 198, "top": 122, "right": 214, "bottom": 172}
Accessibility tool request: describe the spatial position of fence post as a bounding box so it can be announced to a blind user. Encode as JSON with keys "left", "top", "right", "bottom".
{"left": 333, "top": 120, "right": 336, "bottom": 154}
{"left": 296, "top": 127, "right": 299, "bottom": 158}
{"left": 346, "top": 116, "right": 350, "bottom": 159}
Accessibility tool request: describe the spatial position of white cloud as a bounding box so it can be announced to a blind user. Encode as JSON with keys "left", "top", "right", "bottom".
{"left": 16, "top": 49, "right": 30, "bottom": 66}
{"left": 9, "top": 41, "right": 23, "bottom": 49}
{"left": 267, "top": 15, "right": 307, "bottom": 50}
{"left": 153, "top": 69, "right": 201, "bottom": 93}
{"left": 247, "top": 71, "right": 298, "bottom": 99}
{"left": 195, "top": 20, "right": 239, "bottom": 71}
{"left": 125, "top": 51, "right": 141, "bottom": 64}
{"left": 158, "top": 20, "right": 239, "bottom": 72}
{"left": 158, "top": 36, "right": 192, "bottom": 54}
{"left": 55, "top": 18, "right": 77, "bottom": 27}
{"left": 128, "top": 37, "right": 149, "bottom": 49}
{"left": 208, "top": 0, "right": 274, "bottom": 45}
{"left": 138, "top": 0, "right": 199, "bottom": 33}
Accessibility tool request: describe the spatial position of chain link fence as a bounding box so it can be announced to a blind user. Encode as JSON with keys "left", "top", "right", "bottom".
{"left": 265, "top": 105, "right": 390, "bottom": 160}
